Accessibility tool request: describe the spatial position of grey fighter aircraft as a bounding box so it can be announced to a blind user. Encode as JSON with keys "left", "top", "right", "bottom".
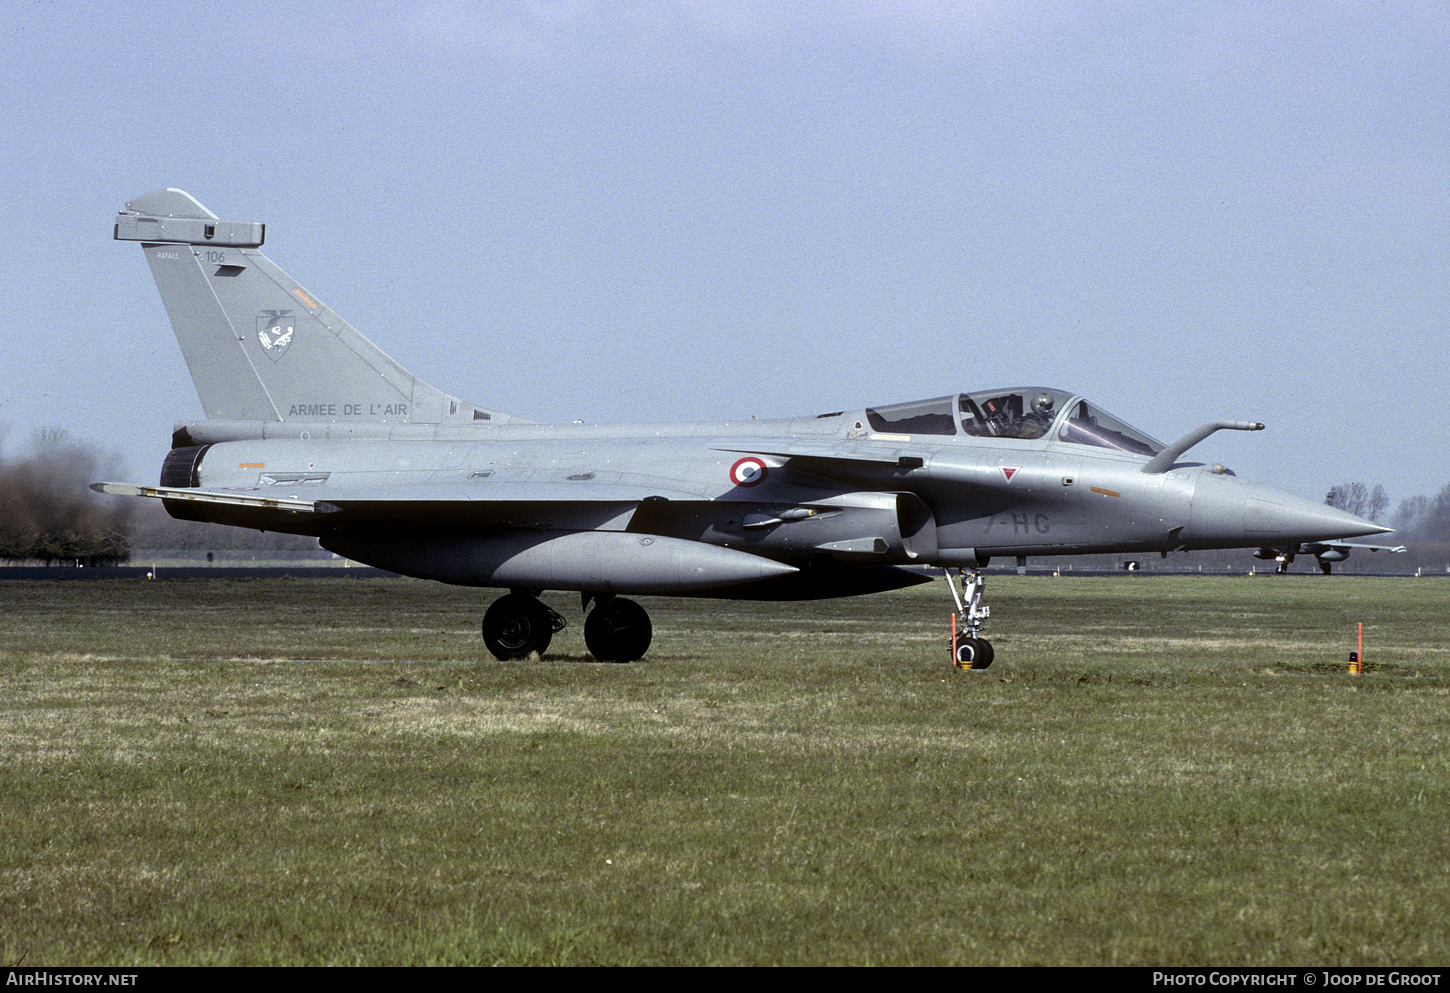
{"left": 1254, "top": 539, "right": 1408, "bottom": 575}
{"left": 97, "top": 189, "right": 1393, "bottom": 666}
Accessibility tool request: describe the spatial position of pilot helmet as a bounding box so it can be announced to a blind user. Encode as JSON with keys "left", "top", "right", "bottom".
{"left": 1030, "top": 392, "right": 1056, "bottom": 417}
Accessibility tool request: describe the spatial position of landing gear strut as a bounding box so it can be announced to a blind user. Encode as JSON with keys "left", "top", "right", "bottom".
{"left": 946, "top": 569, "right": 994, "bottom": 669}
{"left": 482, "top": 591, "right": 566, "bottom": 660}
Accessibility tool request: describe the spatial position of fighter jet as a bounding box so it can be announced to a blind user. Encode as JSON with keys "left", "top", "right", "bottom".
{"left": 96, "top": 189, "right": 1393, "bottom": 666}
{"left": 1254, "top": 539, "right": 1408, "bottom": 575}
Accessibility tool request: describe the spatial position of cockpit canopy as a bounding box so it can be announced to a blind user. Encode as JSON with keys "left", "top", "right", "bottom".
{"left": 863, "top": 387, "right": 1163, "bottom": 456}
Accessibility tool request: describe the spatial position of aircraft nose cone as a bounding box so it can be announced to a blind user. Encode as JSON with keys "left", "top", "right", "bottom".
{"left": 1243, "top": 487, "right": 1392, "bottom": 544}
{"left": 1190, "top": 475, "right": 1393, "bottom": 548}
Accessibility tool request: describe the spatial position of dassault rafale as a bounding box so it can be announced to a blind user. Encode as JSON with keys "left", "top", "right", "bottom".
{"left": 1255, "top": 539, "right": 1407, "bottom": 575}
{"left": 96, "top": 189, "right": 1393, "bottom": 666}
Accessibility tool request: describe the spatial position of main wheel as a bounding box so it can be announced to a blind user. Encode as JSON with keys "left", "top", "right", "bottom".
{"left": 584, "top": 598, "right": 652, "bottom": 663}
{"left": 482, "top": 593, "right": 554, "bottom": 660}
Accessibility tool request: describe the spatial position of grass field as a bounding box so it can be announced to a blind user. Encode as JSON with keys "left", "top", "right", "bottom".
{"left": 2, "top": 574, "right": 1448, "bottom": 966}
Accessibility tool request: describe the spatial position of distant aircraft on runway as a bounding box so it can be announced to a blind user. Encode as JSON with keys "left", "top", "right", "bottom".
{"left": 96, "top": 189, "right": 1394, "bottom": 667}
{"left": 1255, "top": 539, "right": 1408, "bottom": 575}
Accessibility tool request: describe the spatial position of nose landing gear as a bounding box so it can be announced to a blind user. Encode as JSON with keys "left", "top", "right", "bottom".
{"left": 946, "top": 569, "right": 994, "bottom": 669}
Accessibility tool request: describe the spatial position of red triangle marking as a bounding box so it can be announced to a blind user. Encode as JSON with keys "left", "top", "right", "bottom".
{"left": 1002, "top": 466, "right": 1020, "bottom": 482}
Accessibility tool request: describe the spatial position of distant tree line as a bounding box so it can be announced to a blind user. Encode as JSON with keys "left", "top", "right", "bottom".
{"left": 1329, "top": 480, "right": 1450, "bottom": 570}
{"left": 1325, "top": 482, "right": 1390, "bottom": 523}
{"left": 1386, "top": 484, "right": 1450, "bottom": 544}
{"left": 1321, "top": 478, "right": 1450, "bottom": 546}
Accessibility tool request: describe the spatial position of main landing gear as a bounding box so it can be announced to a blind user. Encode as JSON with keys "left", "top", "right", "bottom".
{"left": 946, "top": 569, "right": 994, "bottom": 669}
{"left": 481, "top": 592, "right": 566, "bottom": 660}
{"left": 480, "top": 591, "right": 653, "bottom": 663}
{"left": 582, "top": 595, "right": 653, "bottom": 663}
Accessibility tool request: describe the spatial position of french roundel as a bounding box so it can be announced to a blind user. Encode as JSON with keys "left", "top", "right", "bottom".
{"left": 729, "top": 456, "right": 769, "bottom": 487}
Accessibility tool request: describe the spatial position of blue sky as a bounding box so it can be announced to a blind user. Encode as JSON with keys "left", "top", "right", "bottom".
{"left": 3, "top": 1, "right": 1446, "bottom": 511}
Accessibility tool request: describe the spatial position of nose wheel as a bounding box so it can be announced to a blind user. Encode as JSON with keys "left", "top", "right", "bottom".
{"left": 946, "top": 569, "right": 994, "bottom": 669}
{"left": 955, "top": 636, "right": 994, "bottom": 669}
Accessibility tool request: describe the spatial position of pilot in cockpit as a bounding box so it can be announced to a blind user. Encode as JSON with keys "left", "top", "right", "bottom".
{"left": 1016, "top": 391, "right": 1057, "bottom": 439}
{"left": 962, "top": 389, "right": 1066, "bottom": 439}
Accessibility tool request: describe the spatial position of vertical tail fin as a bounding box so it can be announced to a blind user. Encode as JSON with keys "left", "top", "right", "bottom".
{"left": 115, "top": 189, "right": 511, "bottom": 426}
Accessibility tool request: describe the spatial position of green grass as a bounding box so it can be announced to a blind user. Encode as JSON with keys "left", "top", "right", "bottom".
{"left": 2, "top": 575, "right": 1448, "bottom": 965}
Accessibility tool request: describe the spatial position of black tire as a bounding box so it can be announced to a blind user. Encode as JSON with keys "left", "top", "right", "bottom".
{"left": 956, "top": 637, "right": 993, "bottom": 669}
{"left": 976, "top": 639, "right": 994, "bottom": 669}
{"left": 482, "top": 593, "right": 554, "bottom": 660}
{"left": 955, "top": 637, "right": 979, "bottom": 666}
{"left": 584, "top": 598, "right": 652, "bottom": 663}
